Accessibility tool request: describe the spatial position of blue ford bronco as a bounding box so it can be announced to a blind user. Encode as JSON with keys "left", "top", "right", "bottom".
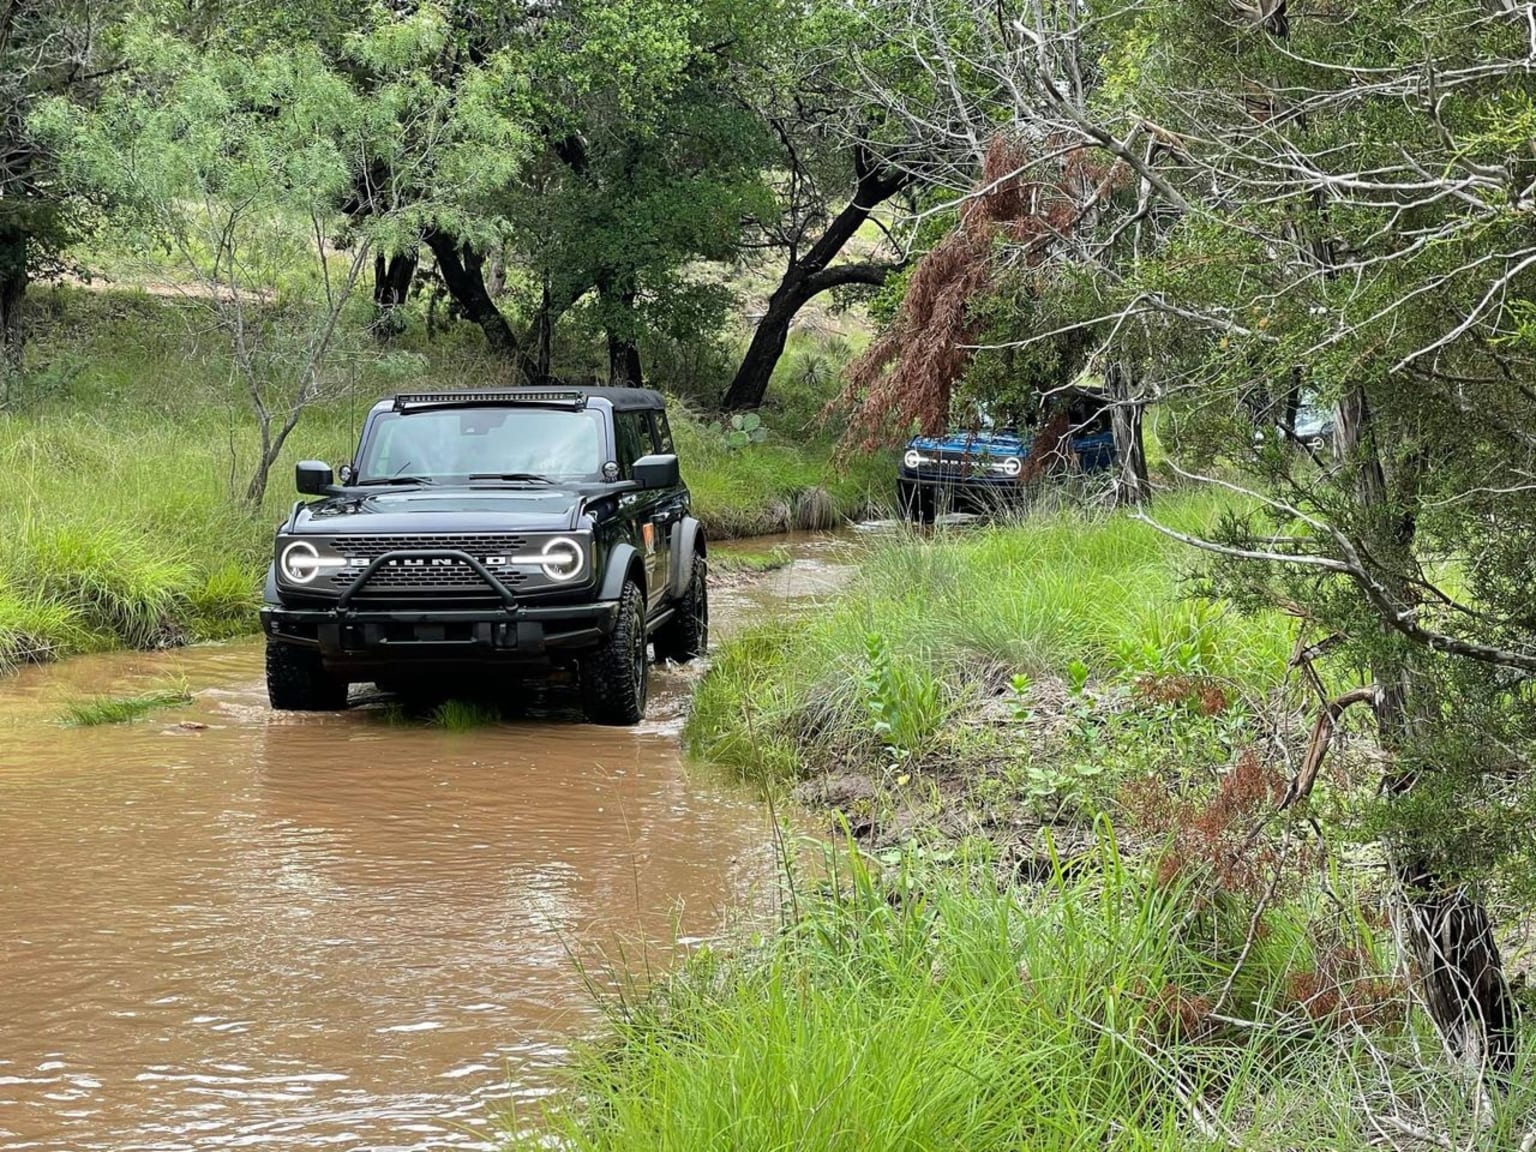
{"left": 897, "top": 393, "right": 1117, "bottom": 522}
{"left": 260, "top": 387, "right": 707, "bottom": 725}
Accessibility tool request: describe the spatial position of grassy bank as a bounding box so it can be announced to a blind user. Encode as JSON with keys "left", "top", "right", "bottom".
{"left": 528, "top": 836, "right": 1536, "bottom": 1150}
{"left": 0, "top": 287, "right": 883, "bottom": 673}
{"left": 686, "top": 492, "right": 1292, "bottom": 849}
{"left": 532, "top": 500, "right": 1536, "bottom": 1149}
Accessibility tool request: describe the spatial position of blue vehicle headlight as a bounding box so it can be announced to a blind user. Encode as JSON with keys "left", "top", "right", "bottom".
{"left": 903, "top": 449, "right": 931, "bottom": 469}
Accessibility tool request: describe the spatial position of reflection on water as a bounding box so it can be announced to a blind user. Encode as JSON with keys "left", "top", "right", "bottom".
{"left": 0, "top": 530, "right": 860, "bottom": 1150}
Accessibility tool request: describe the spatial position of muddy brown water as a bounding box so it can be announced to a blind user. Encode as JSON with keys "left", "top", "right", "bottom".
{"left": 0, "top": 529, "right": 872, "bottom": 1151}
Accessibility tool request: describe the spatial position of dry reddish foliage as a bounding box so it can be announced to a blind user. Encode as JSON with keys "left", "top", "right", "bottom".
{"left": 1123, "top": 751, "right": 1299, "bottom": 900}
{"left": 1286, "top": 951, "right": 1405, "bottom": 1030}
{"left": 1147, "top": 981, "right": 1216, "bottom": 1041}
{"left": 1133, "top": 674, "right": 1231, "bottom": 716}
{"left": 835, "top": 137, "right": 1125, "bottom": 451}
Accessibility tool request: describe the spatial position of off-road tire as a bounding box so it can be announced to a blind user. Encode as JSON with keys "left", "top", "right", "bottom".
{"left": 652, "top": 555, "right": 708, "bottom": 664}
{"left": 898, "top": 480, "right": 935, "bottom": 524}
{"left": 580, "top": 579, "right": 649, "bottom": 726}
{"left": 266, "top": 639, "right": 350, "bottom": 711}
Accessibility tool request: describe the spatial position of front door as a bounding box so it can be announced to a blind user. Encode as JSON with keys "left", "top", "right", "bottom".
{"left": 614, "top": 411, "right": 671, "bottom": 610}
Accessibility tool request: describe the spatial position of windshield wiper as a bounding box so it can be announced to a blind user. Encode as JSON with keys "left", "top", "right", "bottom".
{"left": 354, "top": 476, "right": 436, "bottom": 487}
{"left": 468, "top": 472, "right": 555, "bottom": 484}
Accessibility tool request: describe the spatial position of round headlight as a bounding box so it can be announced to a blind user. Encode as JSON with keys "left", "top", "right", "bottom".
{"left": 540, "top": 536, "right": 585, "bottom": 582}
{"left": 1001, "top": 456, "right": 1023, "bottom": 478}
{"left": 903, "top": 449, "right": 924, "bottom": 469}
{"left": 280, "top": 541, "right": 323, "bottom": 583}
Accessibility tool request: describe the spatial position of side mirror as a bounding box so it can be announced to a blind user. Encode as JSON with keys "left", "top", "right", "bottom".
{"left": 632, "top": 453, "right": 680, "bottom": 491}
{"left": 296, "top": 460, "right": 337, "bottom": 496}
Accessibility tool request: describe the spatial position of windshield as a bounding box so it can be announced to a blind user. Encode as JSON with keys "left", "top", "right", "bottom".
{"left": 356, "top": 408, "right": 606, "bottom": 483}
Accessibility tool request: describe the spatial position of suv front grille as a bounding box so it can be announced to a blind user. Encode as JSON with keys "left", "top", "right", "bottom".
{"left": 915, "top": 452, "right": 987, "bottom": 477}
{"left": 323, "top": 533, "right": 532, "bottom": 595}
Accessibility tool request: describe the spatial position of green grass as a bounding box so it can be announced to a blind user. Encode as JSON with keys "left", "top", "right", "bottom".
{"left": 524, "top": 836, "right": 1533, "bottom": 1151}
{"left": 61, "top": 680, "right": 193, "bottom": 726}
{"left": 0, "top": 285, "right": 879, "bottom": 671}
{"left": 687, "top": 491, "right": 1293, "bottom": 785}
{"left": 429, "top": 698, "right": 503, "bottom": 731}
{"left": 673, "top": 406, "right": 886, "bottom": 539}
{"left": 710, "top": 547, "right": 793, "bottom": 575}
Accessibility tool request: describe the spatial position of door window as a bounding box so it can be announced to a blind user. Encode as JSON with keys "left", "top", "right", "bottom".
{"left": 614, "top": 412, "right": 653, "bottom": 477}
{"left": 650, "top": 411, "right": 675, "bottom": 453}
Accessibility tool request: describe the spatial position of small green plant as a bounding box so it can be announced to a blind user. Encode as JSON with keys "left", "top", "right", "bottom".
{"left": 1065, "top": 658, "right": 1091, "bottom": 696}
{"left": 428, "top": 698, "right": 501, "bottom": 731}
{"left": 859, "top": 632, "right": 944, "bottom": 766}
{"left": 1017, "top": 755, "right": 1107, "bottom": 814}
{"left": 1008, "top": 672, "right": 1034, "bottom": 722}
{"left": 861, "top": 631, "right": 906, "bottom": 760}
{"left": 62, "top": 678, "right": 193, "bottom": 726}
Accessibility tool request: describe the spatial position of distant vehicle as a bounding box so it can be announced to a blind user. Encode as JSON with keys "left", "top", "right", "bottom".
{"left": 260, "top": 387, "right": 708, "bottom": 726}
{"left": 1254, "top": 396, "right": 1335, "bottom": 450}
{"left": 897, "top": 393, "right": 1116, "bottom": 522}
{"left": 1292, "top": 401, "right": 1335, "bottom": 448}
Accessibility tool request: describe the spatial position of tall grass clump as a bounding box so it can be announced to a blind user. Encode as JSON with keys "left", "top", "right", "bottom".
{"left": 429, "top": 698, "right": 503, "bottom": 731}
{"left": 687, "top": 491, "right": 1292, "bottom": 784}
{"left": 61, "top": 679, "right": 193, "bottom": 726}
{"left": 0, "top": 585, "right": 87, "bottom": 672}
{"left": 0, "top": 406, "right": 349, "bottom": 662}
{"left": 529, "top": 835, "right": 1534, "bottom": 1151}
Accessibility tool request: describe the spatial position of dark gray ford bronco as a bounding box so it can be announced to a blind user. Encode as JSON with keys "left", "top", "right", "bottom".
{"left": 260, "top": 387, "right": 708, "bottom": 725}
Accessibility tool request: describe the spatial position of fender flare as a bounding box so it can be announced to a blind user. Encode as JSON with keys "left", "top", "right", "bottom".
{"left": 669, "top": 516, "right": 705, "bottom": 600}
{"left": 262, "top": 564, "right": 280, "bottom": 606}
{"left": 600, "top": 542, "right": 645, "bottom": 602}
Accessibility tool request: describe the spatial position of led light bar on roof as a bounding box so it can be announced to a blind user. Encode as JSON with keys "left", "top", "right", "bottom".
{"left": 393, "top": 390, "right": 587, "bottom": 411}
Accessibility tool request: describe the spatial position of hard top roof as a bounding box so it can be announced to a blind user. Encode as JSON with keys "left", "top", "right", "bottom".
{"left": 378, "top": 386, "right": 666, "bottom": 413}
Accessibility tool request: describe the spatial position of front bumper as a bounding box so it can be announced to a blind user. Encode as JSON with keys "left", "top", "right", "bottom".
{"left": 898, "top": 471, "right": 1025, "bottom": 507}
{"left": 261, "top": 600, "right": 620, "bottom": 664}
{"left": 261, "top": 545, "right": 615, "bottom": 666}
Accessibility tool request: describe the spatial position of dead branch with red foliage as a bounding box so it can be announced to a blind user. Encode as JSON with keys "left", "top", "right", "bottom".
{"left": 834, "top": 135, "right": 1124, "bottom": 452}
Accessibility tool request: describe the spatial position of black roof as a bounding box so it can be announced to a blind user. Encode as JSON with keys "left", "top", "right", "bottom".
{"left": 379, "top": 386, "right": 666, "bottom": 413}
{"left": 576, "top": 387, "right": 666, "bottom": 411}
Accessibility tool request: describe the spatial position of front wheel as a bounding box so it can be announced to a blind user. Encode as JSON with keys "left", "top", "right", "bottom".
{"left": 653, "top": 555, "right": 709, "bottom": 664}
{"left": 266, "top": 640, "right": 349, "bottom": 711}
{"left": 580, "top": 579, "right": 649, "bottom": 726}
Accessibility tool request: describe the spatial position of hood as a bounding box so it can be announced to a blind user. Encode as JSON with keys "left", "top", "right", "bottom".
{"left": 908, "top": 430, "right": 1030, "bottom": 457}
{"left": 290, "top": 486, "right": 587, "bottom": 534}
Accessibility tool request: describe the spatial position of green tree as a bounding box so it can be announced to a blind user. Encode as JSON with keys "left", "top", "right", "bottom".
{"left": 41, "top": 12, "right": 530, "bottom": 501}
{"left": 0, "top": 0, "right": 129, "bottom": 400}
{"left": 846, "top": 0, "right": 1536, "bottom": 1077}
{"left": 494, "top": 0, "right": 779, "bottom": 387}
{"left": 1098, "top": 0, "right": 1536, "bottom": 1073}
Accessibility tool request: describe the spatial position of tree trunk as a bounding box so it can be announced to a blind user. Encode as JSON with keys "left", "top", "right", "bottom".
{"left": 607, "top": 327, "right": 642, "bottom": 387}
{"left": 422, "top": 229, "right": 536, "bottom": 379}
{"left": 1105, "top": 362, "right": 1149, "bottom": 506}
{"left": 726, "top": 291, "right": 799, "bottom": 411}
{"left": 721, "top": 146, "right": 910, "bottom": 410}
{"left": 1336, "top": 385, "right": 1516, "bottom": 1076}
{"left": 370, "top": 251, "right": 417, "bottom": 340}
{"left": 0, "top": 225, "right": 27, "bottom": 407}
{"left": 600, "top": 278, "right": 642, "bottom": 387}
{"left": 535, "top": 276, "right": 555, "bottom": 382}
{"left": 1393, "top": 855, "right": 1516, "bottom": 1074}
